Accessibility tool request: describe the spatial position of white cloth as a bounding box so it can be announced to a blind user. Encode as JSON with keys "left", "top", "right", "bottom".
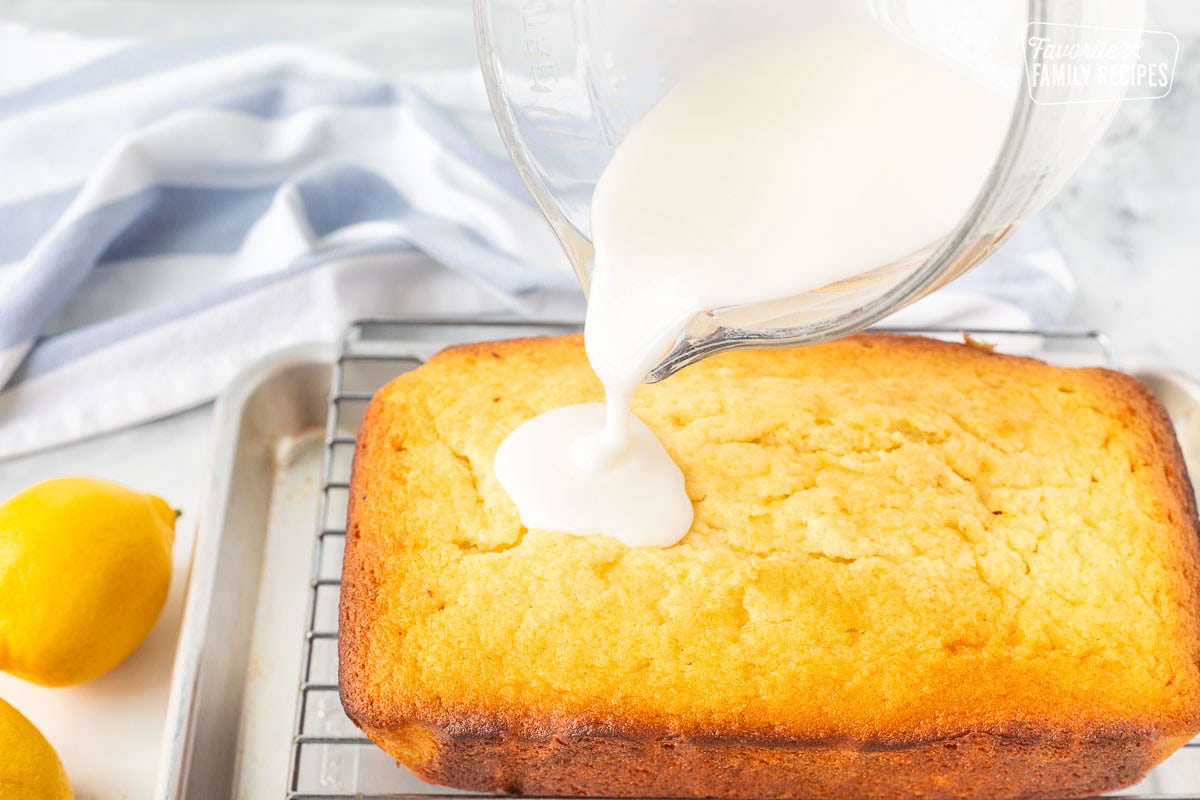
{"left": 0, "top": 23, "right": 1074, "bottom": 459}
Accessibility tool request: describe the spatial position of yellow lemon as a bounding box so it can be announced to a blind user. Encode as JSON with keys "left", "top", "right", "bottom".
{"left": 0, "top": 477, "right": 175, "bottom": 687}
{"left": 0, "top": 696, "right": 73, "bottom": 799}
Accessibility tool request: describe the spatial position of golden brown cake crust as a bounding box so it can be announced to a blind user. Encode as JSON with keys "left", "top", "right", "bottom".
{"left": 340, "top": 333, "right": 1200, "bottom": 799}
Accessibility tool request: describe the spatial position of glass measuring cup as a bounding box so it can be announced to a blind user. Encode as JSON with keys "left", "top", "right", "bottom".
{"left": 474, "top": 0, "right": 1147, "bottom": 381}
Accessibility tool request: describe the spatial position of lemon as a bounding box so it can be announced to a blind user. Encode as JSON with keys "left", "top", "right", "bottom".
{"left": 0, "top": 696, "right": 73, "bottom": 799}
{"left": 0, "top": 477, "right": 175, "bottom": 687}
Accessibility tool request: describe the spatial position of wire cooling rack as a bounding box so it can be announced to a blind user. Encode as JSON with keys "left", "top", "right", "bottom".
{"left": 285, "top": 319, "right": 1197, "bottom": 799}
{"left": 287, "top": 318, "right": 579, "bottom": 799}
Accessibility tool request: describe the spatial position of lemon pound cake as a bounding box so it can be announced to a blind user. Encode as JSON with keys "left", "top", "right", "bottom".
{"left": 340, "top": 334, "right": 1200, "bottom": 800}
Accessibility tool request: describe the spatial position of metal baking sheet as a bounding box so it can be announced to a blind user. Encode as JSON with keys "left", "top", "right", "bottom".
{"left": 155, "top": 343, "right": 332, "bottom": 799}
{"left": 157, "top": 317, "right": 1200, "bottom": 799}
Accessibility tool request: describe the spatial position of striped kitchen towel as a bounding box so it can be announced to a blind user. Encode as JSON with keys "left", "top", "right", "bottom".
{"left": 0, "top": 23, "right": 1074, "bottom": 459}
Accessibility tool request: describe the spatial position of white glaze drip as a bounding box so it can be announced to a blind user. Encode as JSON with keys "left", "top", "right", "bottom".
{"left": 496, "top": 24, "right": 1011, "bottom": 547}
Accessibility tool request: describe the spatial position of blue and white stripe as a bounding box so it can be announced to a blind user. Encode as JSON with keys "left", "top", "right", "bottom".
{"left": 0, "top": 25, "right": 586, "bottom": 456}
{"left": 0, "top": 23, "right": 1074, "bottom": 458}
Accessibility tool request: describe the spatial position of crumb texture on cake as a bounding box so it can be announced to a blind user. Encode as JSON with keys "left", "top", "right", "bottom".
{"left": 340, "top": 333, "right": 1200, "bottom": 798}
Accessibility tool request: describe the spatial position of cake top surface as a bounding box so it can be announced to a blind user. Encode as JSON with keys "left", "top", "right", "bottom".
{"left": 340, "top": 334, "right": 1200, "bottom": 743}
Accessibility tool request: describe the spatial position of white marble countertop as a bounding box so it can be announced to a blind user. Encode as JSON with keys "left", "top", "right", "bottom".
{"left": 1050, "top": 1, "right": 1200, "bottom": 378}
{"left": 0, "top": 1, "right": 1197, "bottom": 798}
